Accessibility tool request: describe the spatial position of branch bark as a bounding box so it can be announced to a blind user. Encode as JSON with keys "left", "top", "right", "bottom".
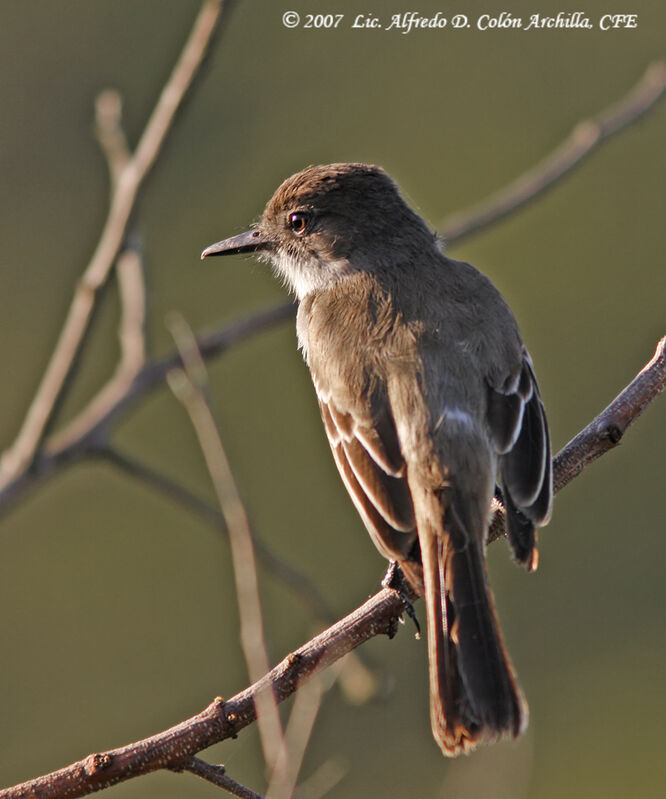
{"left": 2, "top": 336, "right": 663, "bottom": 799}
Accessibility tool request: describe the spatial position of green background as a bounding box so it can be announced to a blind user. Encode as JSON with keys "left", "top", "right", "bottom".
{"left": 1, "top": 1, "right": 664, "bottom": 797}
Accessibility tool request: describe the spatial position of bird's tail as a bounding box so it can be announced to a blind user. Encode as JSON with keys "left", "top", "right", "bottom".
{"left": 417, "top": 491, "right": 527, "bottom": 756}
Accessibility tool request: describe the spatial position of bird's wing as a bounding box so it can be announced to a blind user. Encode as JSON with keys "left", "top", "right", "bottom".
{"left": 486, "top": 351, "right": 552, "bottom": 568}
{"left": 315, "top": 379, "right": 418, "bottom": 567}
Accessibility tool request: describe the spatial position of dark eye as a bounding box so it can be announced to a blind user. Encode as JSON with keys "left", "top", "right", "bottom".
{"left": 288, "top": 211, "right": 310, "bottom": 235}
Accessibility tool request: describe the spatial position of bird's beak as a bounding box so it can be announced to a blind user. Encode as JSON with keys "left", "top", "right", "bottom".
{"left": 200, "top": 229, "right": 270, "bottom": 260}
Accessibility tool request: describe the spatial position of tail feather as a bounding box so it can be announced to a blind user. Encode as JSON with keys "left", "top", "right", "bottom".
{"left": 418, "top": 493, "right": 527, "bottom": 756}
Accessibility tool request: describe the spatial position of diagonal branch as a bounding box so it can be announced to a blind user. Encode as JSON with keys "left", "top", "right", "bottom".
{"left": 440, "top": 60, "right": 666, "bottom": 245}
{"left": 0, "top": 0, "right": 226, "bottom": 484}
{"left": 1, "top": 336, "right": 662, "bottom": 799}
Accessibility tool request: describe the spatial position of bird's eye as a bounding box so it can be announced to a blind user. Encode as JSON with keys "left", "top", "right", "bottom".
{"left": 288, "top": 212, "right": 310, "bottom": 235}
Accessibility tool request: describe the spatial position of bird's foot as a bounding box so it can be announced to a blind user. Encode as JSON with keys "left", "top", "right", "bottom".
{"left": 382, "top": 561, "right": 421, "bottom": 639}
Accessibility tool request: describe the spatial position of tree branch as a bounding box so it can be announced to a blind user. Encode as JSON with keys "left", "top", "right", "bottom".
{"left": 2, "top": 337, "right": 663, "bottom": 799}
{"left": 0, "top": 0, "right": 226, "bottom": 483}
{"left": 440, "top": 60, "right": 666, "bottom": 245}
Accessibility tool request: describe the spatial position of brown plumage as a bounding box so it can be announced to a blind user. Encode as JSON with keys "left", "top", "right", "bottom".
{"left": 202, "top": 163, "right": 552, "bottom": 756}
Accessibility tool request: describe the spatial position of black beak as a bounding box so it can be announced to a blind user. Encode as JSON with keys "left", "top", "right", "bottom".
{"left": 200, "top": 229, "right": 270, "bottom": 259}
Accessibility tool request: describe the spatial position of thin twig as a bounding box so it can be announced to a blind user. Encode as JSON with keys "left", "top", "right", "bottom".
{"left": 177, "top": 757, "right": 266, "bottom": 799}
{"left": 266, "top": 670, "right": 334, "bottom": 799}
{"left": 294, "top": 759, "right": 348, "bottom": 799}
{"left": 166, "top": 313, "right": 286, "bottom": 773}
{"left": 0, "top": 0, "right": 226, "bottom": 483}
{"left": 441, "top": 60, "right": 666, "bottom": 244}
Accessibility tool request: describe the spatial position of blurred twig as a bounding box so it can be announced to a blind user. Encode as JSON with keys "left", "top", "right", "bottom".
{"left": 0, "top": 0, "right": 226, "bottom": 484}
{"left": 166, "top": 313, "right": 287, "bottom": 774}
{"left": 266, "top": 670, "right": 332, "bottom": 799}
{"left": 95, "top": 89, "right": 131, "bottom": 188}
{"left": 440, "top": 60, "right": 666, "bottom": 244}
{"left": 2, "top": 337, "right": 663, "bottom": 799}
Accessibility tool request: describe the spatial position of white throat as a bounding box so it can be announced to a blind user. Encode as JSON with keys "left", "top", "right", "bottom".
{"left": 269, "top": 250, "right": 354, "bottom": 301}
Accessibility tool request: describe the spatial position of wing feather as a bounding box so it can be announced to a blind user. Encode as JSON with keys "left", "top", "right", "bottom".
{"left": 486, "top": 353, "right": 552, "bottom": 568}
{"left": 318, "top": 391, "right": 417, "bottom": 563}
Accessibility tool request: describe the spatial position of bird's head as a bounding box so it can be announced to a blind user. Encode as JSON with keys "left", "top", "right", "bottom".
{"left": 201, "top": 163, "right": 435, "bottom": 299}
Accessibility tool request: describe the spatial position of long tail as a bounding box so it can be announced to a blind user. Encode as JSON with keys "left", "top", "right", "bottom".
{"left": 417, "top": 492, "right": 527, "bottom": 756}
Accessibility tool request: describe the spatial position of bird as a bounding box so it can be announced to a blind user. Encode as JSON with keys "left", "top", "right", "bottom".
{"left": 201, "top": 163, "right": 552, "bottom": 756}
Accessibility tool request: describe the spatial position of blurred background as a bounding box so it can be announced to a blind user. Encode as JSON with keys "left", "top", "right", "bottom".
{"left": 0, "top": 1, "right": 664, "bottom": 797}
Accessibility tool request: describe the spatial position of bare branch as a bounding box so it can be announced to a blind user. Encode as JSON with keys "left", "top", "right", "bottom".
{"left": 0, "top": 0, "right": 226, "bottom": 483}
{"left": 166, "top": 314, "right": 286, "bottom": 773}
{"left": 176, "top": 758, "right": 266, "bottom": 799}
{"left": 440, "top": 60, "right": 666, "bottom": 245}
